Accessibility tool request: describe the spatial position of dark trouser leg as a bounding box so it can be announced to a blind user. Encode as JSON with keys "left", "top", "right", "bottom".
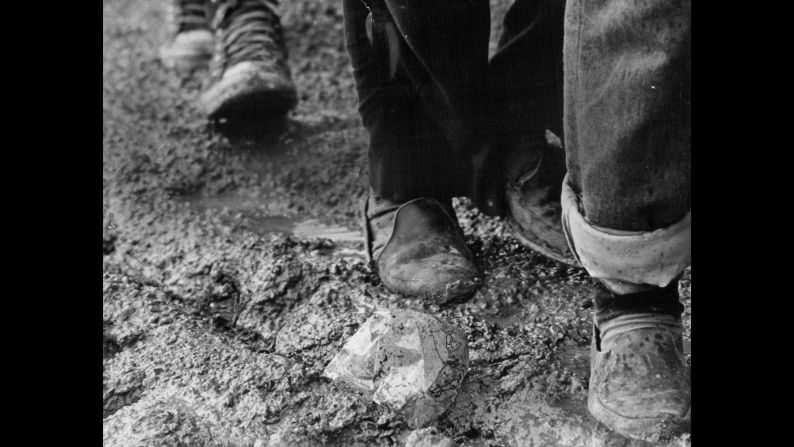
{"left": 563, "top": 0, "right": 691, "bottom": 233}
{"left": 489, "top": 0, "right": 565, "bottom": 148}
{"left": 343, "top": 0, "right": 490, "bottom": 203}
{"left": 492, "top": 0, "right": 575, "bottom": 263}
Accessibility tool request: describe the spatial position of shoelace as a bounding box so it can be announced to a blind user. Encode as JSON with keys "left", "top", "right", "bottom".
{"left": 169, "top": 0, "right": 211, "bottom": 33}
{"left": 212, "top": 0, "right": 287, "bottom": 73}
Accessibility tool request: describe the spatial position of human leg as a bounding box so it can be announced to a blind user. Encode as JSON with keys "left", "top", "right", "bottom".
{"left": 344, "top": 0, "right": 491, "bottom": 302}
{"left": 489, "top": 0, "right": 576, "bottom": 264}
{"left": 560, "top": 0, "right": 691, "bottom": 440}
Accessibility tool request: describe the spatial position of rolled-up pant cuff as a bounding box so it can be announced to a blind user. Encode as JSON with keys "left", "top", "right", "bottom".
{"left": 561, "top": 175, "right": 691, "bottom": 288}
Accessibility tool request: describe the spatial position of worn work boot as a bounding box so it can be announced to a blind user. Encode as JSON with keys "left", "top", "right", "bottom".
{"left": 588, "top": 283, "right": 691, "bottom": 441}
{"left": 364, "top": 194, "right": 482, "bottom": 304}
{"left": 200, "top": 0, "right": 297, "bottom": 120}
{"left": 504, "top": 134, "right": 577, "bottom": 265}
{"left": 160, "top": 0, "right": 215, "bottom": 71}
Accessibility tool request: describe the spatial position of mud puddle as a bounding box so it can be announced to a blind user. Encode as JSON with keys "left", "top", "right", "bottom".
{"left": 183, "top": 193, "right": 365, "bottom": 257}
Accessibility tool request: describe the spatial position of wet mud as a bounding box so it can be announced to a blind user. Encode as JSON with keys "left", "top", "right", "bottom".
{"left": 103, "top": 0, "right": 691, "bottom": 445}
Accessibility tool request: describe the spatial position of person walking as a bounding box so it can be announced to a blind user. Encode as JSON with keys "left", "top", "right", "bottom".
{"left": 343, "top": 0, "right": 690, "bottom": 440}
{"left": 159, "top": 0, "right": 298, "bottom": 120}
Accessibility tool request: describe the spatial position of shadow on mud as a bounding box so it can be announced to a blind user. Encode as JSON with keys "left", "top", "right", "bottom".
{"left": 209, "top": 113, "right": 290, "bottom": 147}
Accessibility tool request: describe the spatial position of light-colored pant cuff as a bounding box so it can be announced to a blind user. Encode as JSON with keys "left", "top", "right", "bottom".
{"left": 561, "top": 175, "right": 691, "bottom": 288}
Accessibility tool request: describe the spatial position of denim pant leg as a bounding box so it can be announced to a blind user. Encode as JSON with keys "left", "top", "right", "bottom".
{"left": 343, "top": 0, "right": 491, "bottom": 203}
{"left": 563, "top": 0, "right": 691, "bottom": 232}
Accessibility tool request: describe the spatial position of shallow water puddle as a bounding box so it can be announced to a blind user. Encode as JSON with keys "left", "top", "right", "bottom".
{"left": 183, "top": 193, "right": 365, "bottom": 256}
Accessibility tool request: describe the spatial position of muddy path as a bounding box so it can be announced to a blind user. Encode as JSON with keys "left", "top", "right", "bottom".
{"left": 102, "top": 1, "right": 691, "bottom": 445}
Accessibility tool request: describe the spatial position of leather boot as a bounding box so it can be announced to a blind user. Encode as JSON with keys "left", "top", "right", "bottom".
{"left": 200, "top": 0, "right": 297, "bottom": 119}
{"left": 364, "top": 194, "right": 482, "bottom": 304}
{"left": 504, "top": 137, "right": 577, "bottom": 265}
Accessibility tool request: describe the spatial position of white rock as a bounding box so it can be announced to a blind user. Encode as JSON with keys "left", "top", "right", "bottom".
{"left": 324, "top": 309, "right": 469, "bottom": 427}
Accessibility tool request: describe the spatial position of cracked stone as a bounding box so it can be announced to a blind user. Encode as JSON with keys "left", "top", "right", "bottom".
{"left": 323, "top": 309, "right": 469, "bottom": 427}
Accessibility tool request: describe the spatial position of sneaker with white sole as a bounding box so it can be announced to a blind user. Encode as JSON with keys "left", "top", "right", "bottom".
{"left": 200, "top": 0, "right": 297, "bottom": 120}
{"left": 587, "top": 285, "right": 691, "bottom": 441}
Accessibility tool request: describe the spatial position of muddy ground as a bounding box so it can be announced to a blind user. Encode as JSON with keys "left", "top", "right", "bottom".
{"left": 102, "top": 1, "right": 692, "bottom": 445}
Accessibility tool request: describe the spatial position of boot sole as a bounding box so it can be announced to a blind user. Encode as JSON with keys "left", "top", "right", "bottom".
{"left": 588, "top": 393, "right": 691, "bottom": 442}
{"left": 380, "top": 273, "right": 482, "bottom": 305}
{"left": 201, "top": 62, "right": 297, "bottom": 120}
{"left": 505, "top": 213, "right": 578, "bottom": 266}
{"left": 204, "top": 87, "right": 297, "bottom": 121}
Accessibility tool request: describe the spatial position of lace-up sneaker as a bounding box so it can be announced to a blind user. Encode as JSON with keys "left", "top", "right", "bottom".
{"left": 159, "top": 0, "right": 214, "bottom": 71}
{"left": 200, "top": 0, "right": 297, "bottom": 120}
